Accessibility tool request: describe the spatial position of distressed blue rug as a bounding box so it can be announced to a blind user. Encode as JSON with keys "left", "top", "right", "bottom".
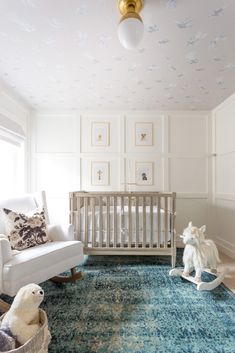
{"left": 38, "top": 251, "right": 235, "bottom": 353}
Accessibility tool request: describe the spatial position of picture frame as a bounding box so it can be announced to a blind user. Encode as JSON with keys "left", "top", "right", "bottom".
{"left": 135, "top": 122, "right": 153, "bottom": 146}
{"left": 135, "top": 162, "right": 154, "bottom": 185}
{"left": 91, "top": 161, "right": 110, "bottom": 186}
{"left": 91, "top": 122, "right": 110, "bottom": 146}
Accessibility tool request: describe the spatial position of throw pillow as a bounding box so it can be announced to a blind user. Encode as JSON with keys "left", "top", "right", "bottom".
{"left": 1, "top": 208, "right": 49, "bottom": 250}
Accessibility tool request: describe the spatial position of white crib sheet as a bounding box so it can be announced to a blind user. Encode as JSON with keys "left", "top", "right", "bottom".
{"left": 79, "top": 205, "right": 171, "bottom": 244}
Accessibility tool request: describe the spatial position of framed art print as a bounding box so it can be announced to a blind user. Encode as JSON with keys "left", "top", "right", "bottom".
{"left": 135, "top": 122, "right": 153, "bottom": 146}
{"left": 91, "top": 161, "right": 110, "bottom": 186}
{"left": 91, "top": 122, "right": 110, "bottom": 146}
{"left": 135, "top": 162, "right": 153, "bottom": 185}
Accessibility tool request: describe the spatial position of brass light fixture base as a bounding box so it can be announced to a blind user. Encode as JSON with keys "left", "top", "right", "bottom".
{"left": 118, "top": 0, "right": 144, "bottom": 16}
{"left": 117, "top": 0, "right": 144, "bottom": 50}
{"left": 119, "top": 12, "right": 142, "bottom": 24}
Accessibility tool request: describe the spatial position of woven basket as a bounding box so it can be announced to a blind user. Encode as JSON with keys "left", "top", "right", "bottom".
{"left": 0, "top": 309, "right": 51, "bottom": 353}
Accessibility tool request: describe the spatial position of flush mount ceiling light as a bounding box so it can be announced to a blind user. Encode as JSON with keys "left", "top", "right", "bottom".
{"left": 117, "top": 0, "right": 144, "bottom": 50}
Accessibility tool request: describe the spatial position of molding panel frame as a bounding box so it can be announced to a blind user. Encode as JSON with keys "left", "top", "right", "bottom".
{"left": 30, "top": 110, "right": 210, "bottom": 228}
{"left": 211, "top": 93, "right": 235, "bottom": 258}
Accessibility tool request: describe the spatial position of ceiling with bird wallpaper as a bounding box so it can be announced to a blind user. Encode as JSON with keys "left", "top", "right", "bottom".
{"left": 0, "top": 0, "right": 234, "bottom": 110}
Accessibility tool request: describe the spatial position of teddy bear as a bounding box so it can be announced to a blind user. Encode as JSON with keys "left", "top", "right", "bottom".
{"left": 1, "top": 283, "right": 44, "bottom": 347}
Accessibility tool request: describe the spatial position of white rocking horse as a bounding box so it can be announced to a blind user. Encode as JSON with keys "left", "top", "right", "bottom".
{"left": 169, "top": 222, "right": 227, "bottom": 291}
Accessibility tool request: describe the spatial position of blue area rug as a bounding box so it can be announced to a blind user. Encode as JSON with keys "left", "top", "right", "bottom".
{"left": 39, "top": 251, "right": 235, "bottom": 353}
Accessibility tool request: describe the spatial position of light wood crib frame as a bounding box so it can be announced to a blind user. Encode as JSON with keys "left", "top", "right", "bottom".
{"left": 69, "top": 191, "right": 176, "bottom": 267}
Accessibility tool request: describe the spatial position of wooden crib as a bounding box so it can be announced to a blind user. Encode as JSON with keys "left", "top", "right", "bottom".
{"left": 69, "top": 191, "right": 176, "bottom": 267}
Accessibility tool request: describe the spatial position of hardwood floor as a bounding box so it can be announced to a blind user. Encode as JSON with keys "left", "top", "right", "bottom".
{"left": 218, "top": 252, "right": 235, "bottom": 293}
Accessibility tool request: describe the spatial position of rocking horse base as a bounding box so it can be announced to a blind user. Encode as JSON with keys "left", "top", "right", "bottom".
{"left": 169, "top": 268, "right": 227, "bottom": 291}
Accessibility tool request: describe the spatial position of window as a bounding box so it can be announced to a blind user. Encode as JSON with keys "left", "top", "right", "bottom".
{"left": 0, "top": 139, "right": 25, "bottom": 199}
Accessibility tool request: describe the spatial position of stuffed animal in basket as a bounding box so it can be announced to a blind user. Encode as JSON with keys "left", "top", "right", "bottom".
{"left": 181, "top": 222, "right": 221, "bottom": 282}
{"left": 0, "top": 283, "right": 44, "bottom": 349}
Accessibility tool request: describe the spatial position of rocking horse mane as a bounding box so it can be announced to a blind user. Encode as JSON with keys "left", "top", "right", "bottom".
{"left": 183, "top": 222, "right": 206, "bottom": 242}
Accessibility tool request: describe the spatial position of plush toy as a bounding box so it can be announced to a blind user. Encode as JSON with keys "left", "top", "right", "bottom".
{"left": 0, "top": 327, "right": 16, "bottom": 352}
{"left": 169, "top": 222, "right": 226, "bottom": 291}
{"left": 181, "top": 221, "right": 220, "bottom": 282}
{"left": 1, "top": 283, "right": 44, "bottom": 347}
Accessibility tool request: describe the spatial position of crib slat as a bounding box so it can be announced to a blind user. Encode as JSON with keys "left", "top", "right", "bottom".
{"left": 70, "top": 195, "right": 74, "bottom": 228}
{"left": 84, "top": 197, "right": 88, "bottom": 247}
{"left": 143, "top": 197, "right": 146, "bottom": 248}
{"left": 99, "top": 196, "right": 103, "bottom": 247}
{"left": 77, "top": 196, "right": 81, "bottom": 242}
{"left": 172, "top": 194, "right": 176, "bottom": 247}
{"left": 120, "top": 196, "right": 124, "bottom": 247}
{"left": 107, "top": 196, "right": 110, "bottom": 247}
{"left": 128, "top": 196, "right": 132, "bottom": 248}
{"left": 150, "top": 196, "right": 153, "bottom": 248}
{"left": 136, "top": 196, "right": 139, "bottom": 248}
{"left": 157, "top": 197, "right": 161, "bottom": 248}
{"left": 114, "top": 196, "right": 117, "bottom": 248}
{"left": 92, "top": 197, "right": 95, "bottom": 247}
{"left": 164, "top": 197, "right": 168, "bottom": 248}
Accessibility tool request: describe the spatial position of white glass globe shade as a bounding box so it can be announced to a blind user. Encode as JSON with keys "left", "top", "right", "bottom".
{"left": 118, "top": 17, "right": 144, "bottom": 50}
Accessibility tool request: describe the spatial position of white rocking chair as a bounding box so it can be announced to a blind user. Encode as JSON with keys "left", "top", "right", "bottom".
{"left": 0, "top": 191, "right": 84, "bottom": 312}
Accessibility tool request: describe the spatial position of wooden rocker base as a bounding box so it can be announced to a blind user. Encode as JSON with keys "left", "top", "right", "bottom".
{"left": 0, "top": 298, "right": 10, "bottom": 313}
{"left": 169, "top": 268, "right": 227, "bottom": 291}
{"left": 51, "top": 267, "right": 83, "bottom": 284}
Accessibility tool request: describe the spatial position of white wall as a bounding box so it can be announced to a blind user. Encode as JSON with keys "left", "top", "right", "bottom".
{"left": 211, "top": 93, "right": 235, "bottom": 259}
{"left": 30, "top": 110, "right": 210, "bottom": 236}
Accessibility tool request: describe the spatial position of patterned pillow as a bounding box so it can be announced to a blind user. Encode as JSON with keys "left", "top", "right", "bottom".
{"left": 1, "top": 208, "right": 49, "bottom": 250}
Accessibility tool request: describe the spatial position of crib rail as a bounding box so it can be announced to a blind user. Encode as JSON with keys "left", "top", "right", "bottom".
{"left": 69, "top": 191, "right": 176, "bottom": 262}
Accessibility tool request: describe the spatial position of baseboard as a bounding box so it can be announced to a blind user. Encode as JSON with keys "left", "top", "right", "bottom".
{"left": 215, "top": 237, "right": 235, "bottom": 260}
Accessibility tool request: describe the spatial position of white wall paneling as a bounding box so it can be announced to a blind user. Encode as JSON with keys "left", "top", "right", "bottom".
{"left": 216, "top": 154, "right": 235, "bottom": 195}
{"left": 215, "top": 100, "right": 235, "bottom": 155}
{"left": 30, "top": 111, "right": 210, "bottom": 232}
{"left": 30, "top": 113, "right": 80, "bottom": 223}
{"left": 213, "top": 198, "right": 235, "bottom": 259}
{"left": 211, "top": 93, "right": 235, "bottom": 259}
{"left": 34, "top": 155, "right": 79, "bottom": 198}
{"left": 167, "top": 113, "right": 210, "bottom": 241}
{"left": 175, "top": 198, "right": 208, "bottom": 239}
{"left": 169, "top": 157, "right": 207, "bottom": 193}
{"left": 169, "top": 113, "right": 208, "bottom": 155}
{"left": 35, "top": 115, "right": 77, "bottom": 153}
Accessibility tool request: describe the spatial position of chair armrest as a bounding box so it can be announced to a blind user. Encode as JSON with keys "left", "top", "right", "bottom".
{"left": 0, "top": 237, "right": 13, "bottom": 264}
{"left": 47, "top": 223, "right": 75, "bottom": 242}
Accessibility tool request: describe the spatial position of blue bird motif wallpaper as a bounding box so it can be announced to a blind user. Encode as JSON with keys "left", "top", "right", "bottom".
{"left": 0, "top": 0, "right": 234, "bottom": 110}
